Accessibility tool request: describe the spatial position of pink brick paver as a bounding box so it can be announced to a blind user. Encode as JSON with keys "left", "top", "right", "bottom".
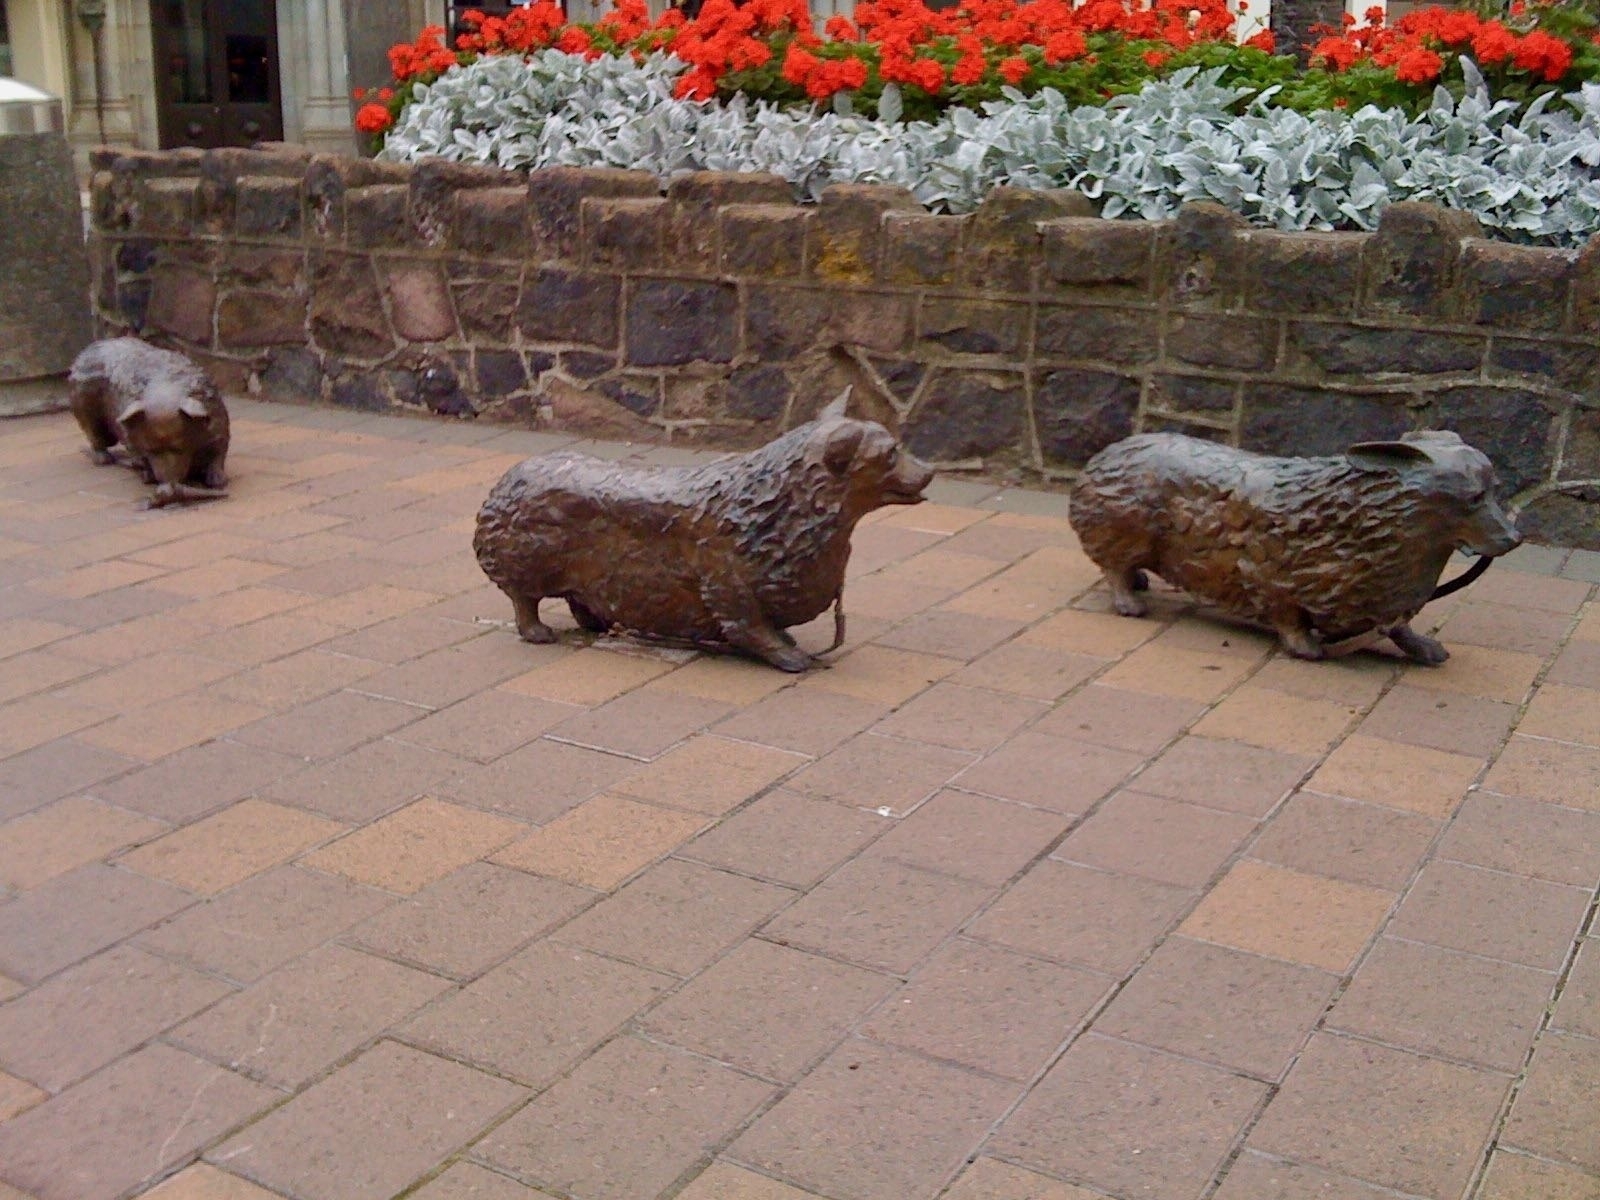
{"left": 1, "top": 397, "right": 1597, "bottom": 1200}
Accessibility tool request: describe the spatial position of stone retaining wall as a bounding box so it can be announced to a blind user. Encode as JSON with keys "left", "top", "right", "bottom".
{"left": 85, "top": 144, "right": 1600, "bottom": 546}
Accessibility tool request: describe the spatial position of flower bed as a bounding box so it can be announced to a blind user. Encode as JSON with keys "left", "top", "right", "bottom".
{"left": 352, "top": 0, "right": 1600, "bottom": 245}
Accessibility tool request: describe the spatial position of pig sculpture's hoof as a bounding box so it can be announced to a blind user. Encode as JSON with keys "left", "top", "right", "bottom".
{"left": 1390, "top": 625, "right": 1449, "bottom": 665}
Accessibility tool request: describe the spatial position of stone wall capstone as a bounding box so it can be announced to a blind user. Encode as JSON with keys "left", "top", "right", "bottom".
{"left": 84, "top": 145, "right": 1600, "bottom": 549}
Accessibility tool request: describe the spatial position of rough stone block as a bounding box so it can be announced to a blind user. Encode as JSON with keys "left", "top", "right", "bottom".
{"left": 145, "top": 265, "right": 215, "bottom": 344}
{"left": 218, "top": 288, "right": 306, "bottom": 347}
{"left": 558, "top": 349, "right": 609, "bottom": 379}
{"left": 1427, "top": 385, "right": 1559, "bottom": 495}
{"left": 809, "top": 184, "right": 920, "bottom": 284}
{"left": 1244, "top": 230, "right": 1365, "bottom": 316}
{"left": 518, "top": 268, "right": 620, "bottom": 347}
{"left": 476, "top": 350, "right": 528, "bottom": 398}
{"left": 383, "top": 262, "right": 457, "bottom": 343}
{"left": 667, "top": 171, "right": 794, "bottom": 266}
{"left": 451, "top": 274, "right": 520, "bottom": 343}
{"left": 1149, "top": 373, "right": 1238, "bottom": 416}
{"left": 261, "top": 346, "right": 324, "bottom": 402}
{"left": 1167, "top": 313, "right": 1278, "bottom": 371}
{"left": 345, "top": 186, "right": 412, "bottom": 249}
{"left": 745, "top": 285, "right": 913, "bottom": 361}
{"left": 584, "top": 197, "right": 669, "bottom": 270}
{"left": 882, "top": 212, "right": 962, "bottom": 286}
{"left": 962, "top": 186, "right": 1092, "bottom": 293}
{"left": 1040, "top": 218, "right": 1156, "bottom": 298}
{"left": 625, "top": 279, "right": 739, "bottom": 366}
{"left": 1034, "top": 368, "right": 1141, "bottom": 468}
{"left": 719, "top": 205, "right": 811, "bottom": 278}
{"left": 903, "top": 370, "right": 1026, "bottom": 462}
{"left": 1240, "top": 384, "right": 1408, "bottom": 457}
{"left": 310, "top": 252, "right": 394, "bottom": 359}
{"left": 1571, "top": 235, "right": 1600, "bottom": 334}
{"left": 1287, "top": 324, "right": 1484, "bottom": 375}
{"left": 304, "top": 155, "right": 408, "bottom": 241}
{"left": 330, "top": 371, "right": 392, "bottom": 411}
{"left": 220, "top": 246, "right": 304, "bottom": 289}
{"left": 452, "top": 188, "right": 528, "bottom": 255}
{"left": 136, "top": 179, "right": 202, "bottom": 236}
{"left": 1560, "top": 406, "right": 1600, "bottom": 482}
{"left": 724, "top": 363, "right": 793, "bottom": 422}
{"left": 1036, "top": 303, "right": 1157, "bottom": 365}
{"left": 1460, "top": 241, "right": 1574, "bottom": 331}
{"left": 918, "top": 297, "right": 1028, "bottom": 356}
{"left": 236, "top": 176, "right": 303, "bottom": 239}
{"left": 410, "top": 159, "right": 516, "bottom": 246}
{"left": 1488, "top": 338, "right": 1600, "bottom": 396}
{"left": 1362, "top": 202, "right": 1483, "bottom": 319}
{"left": 1513, "top": 485, "right": 1600, "bottom": 549}
{"left": 1163, "top": 202, "right": 1251, "bottom": 308}
{"left": 528, "top": 167, "right": 660, "bottom": 260}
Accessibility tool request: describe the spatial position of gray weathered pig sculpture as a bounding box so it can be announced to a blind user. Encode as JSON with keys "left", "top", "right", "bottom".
{"left": 1068, "top": 430, "right": 1522, "bottom": 664}
{"left": 68, "top": 338, "right": 230, "bottom": 509}
{"left": 474, "top": 391, "right": 933, "bottom": 671}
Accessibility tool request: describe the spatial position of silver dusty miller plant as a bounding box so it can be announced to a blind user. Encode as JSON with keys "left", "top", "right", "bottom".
{"left": 378, "top": 52, "right": 1600, "bottom": 245}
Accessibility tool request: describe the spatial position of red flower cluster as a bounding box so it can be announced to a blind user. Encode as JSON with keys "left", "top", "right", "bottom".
{"left": 387, "top": 24, "right": 459, "bottom": 82}
{"left": 1310, "top": 4, "right": 1577, "bottom": 85}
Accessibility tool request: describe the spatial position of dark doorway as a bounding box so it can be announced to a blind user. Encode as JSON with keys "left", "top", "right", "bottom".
{"left": 153, "top": 0, "right": 283, "bottom": 148}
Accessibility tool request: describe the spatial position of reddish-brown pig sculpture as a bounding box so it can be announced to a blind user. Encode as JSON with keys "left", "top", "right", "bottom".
{"left": 474, "top": 392, "right": 934, "bottom": 671}
{"left": 1068, "top": 430, "right": 1522, "bottom": 664}
{"left": 68, "top": 338, "right": 230, "bottom": 509}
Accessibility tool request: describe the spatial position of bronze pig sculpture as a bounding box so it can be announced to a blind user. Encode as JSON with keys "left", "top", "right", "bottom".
{"left": 68, "top": 338, "right": 230, "bottom": 509}
{"left": 473, "top": 392, "right": 934, "bottom": 671}
{"left": 1068, "top": 430, "right": 1522, "bottom": 664}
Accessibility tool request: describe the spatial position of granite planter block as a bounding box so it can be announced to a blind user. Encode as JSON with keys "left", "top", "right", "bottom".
{"left": 1034, "top": 368, "right": 1140, "bottom": 468}
{"left": 409, "top": 159, "right": 516, "bottom": 245}
{"left": 261, "top": 346, "right": 324, "bottom": 403}
{"left": 724, "top": 363, "right": 793, "bottom": 423}
{"left": 527, "top": 166, "right": 659, "bottom": 259}
{"left": 1362, "top": 201, "right": 1483, "bottom": 319}
{"left": 1243, "top": 230, "right": 1366, "bottom": 316}
{"left": 310, "top": 253, "right": 395, "bottom": 359}
{"left": 745, "top": 286, "right": 914, "bottom": 360}
{"left": 883, "top": 211, "right": 962, "bottom": 286}
{"left": 1149, "top": 373, "right": 1238, "bottom": 417}
{"left": 1036, "top": 304, "right": 1158, "bottom": 365}
{"left": 720, "top": 204, "right": 811, "bottom": 278}
{"left": 452, "top": 277, "right": 520, "bottom": 343}
{"left": 1287, "top": 324, "right": 1484, "bottom": 376}
{"left": 1429, "top": 386, "right": 1560, "bottom": 495}
{"left": 904, "top": 369, "right": 1026, "bottom": 463}
{"left": 1040, "top": 217, "right": 1157, "bottom": 297}
{"left": 1461, "top": 241, "right": 1574, "bottom": 331}
{"left": 344, "top": 185, "right": 412, "bottom": 249}
{"left": 218, "top": 288, "right": 307, "bottom": 348}
{"left": 1241, "top": 384, "right": 1409, "bottom": 457}
{"left": 809, "top": 184, "right": 920, "bottom": 284}
{"left": 1167, "top": 313, "right": 1278, "bottom": 371}
{"left": 451, "top": 188, "right": 529, "bottom": 255}
{"left": 220, "top": 246, "right": 304, "bottom": 290}
{"left": 961, "top": 186, "right": 1093, "bottom": 293}
{"left": 667, "top": 171, "right": 794, "bottom": 266}
{"left": 137, "top": 179, "right": 203, "bottom": 236}
{"left": 518, "top": 268, "right": 620, "bottom": 347}
{"left": 625, "top": 279, "right": 739, "bottom": 366}
{"left": 383, "top": 262, "right": 457, "bottom": 344}
{"left": 1164, "top": 202, "right": 1250, "bottom": 309}
{"left": 146, "top": 265, "right": 216, "bottom": 345}
{"left": 236, "top": 176, "right": 304, "bottom": 239}
{"left": 918, "top": 298, "right": 1029, "bottom": 357}
{"left": 583, "top": 197, "right": 669, "bottom": 270}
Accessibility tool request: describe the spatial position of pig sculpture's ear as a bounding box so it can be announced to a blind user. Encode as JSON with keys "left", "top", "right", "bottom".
{"left": 820, "top": 387, "right": 851, "bottom": 422}
{"left": 1347, "top": 440, "right": 1431, "bottom": 470}
{"left": 117, "top": 403, "right": 147, "bottom": 426}
{"left": 179, "top": 395, "right": 209, "bottom": 420}
{"left": 823, "top": 423, "right": 864, "bottom": 473}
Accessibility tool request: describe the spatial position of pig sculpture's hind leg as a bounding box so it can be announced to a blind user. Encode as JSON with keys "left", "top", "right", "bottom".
{"left": 700, "top": 578, "right": 813, "bottom": 672}
{"left": 1388, "top": 622, "right": 1449, "bottom": 665}
{"left": 1106, "top": 565, "right": 1149, "bottom": 618}
{"left": 566, "top": 598, "right": 609, "bottom": 633}
{"left": 70, "top": 381, "right": 119, "bottom": 465}
{"left": 1274, "top": 611, "right": 1325, "bottom": 660}
{"left": 508, "top": 592, "right": 558, "bottom": 644}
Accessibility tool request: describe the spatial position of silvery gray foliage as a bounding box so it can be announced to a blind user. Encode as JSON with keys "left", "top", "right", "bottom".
{"left": 377, "top": 51, "right": 1600, "bottom": 244}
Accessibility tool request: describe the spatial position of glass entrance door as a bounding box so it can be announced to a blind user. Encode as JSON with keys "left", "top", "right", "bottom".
{"left": 154, "top": 0, "right": 282, "bottom": 147}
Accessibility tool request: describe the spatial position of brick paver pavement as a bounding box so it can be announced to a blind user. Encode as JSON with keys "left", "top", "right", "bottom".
{"left": 1, "top": 397, "right": 1598, "bottom": 1200}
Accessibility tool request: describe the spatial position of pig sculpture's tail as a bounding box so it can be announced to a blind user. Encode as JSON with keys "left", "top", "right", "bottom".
{"left": 822, "top": 588, "right": 847, "bottom": 655}
{"left": 1428, "top": 553, "right": 1493, "bottom": 602}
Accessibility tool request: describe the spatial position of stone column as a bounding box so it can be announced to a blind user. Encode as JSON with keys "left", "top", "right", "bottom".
{"left": 279, "top": 0, "right": 357, "bottom": 153}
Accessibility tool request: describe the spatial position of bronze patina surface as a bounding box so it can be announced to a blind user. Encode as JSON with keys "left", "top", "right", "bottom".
{"left": 474, "top": 392, "right": 934, "bottom": 671}
{"left": 67, "top": 338, "right": 230, "bottom": 509}
{"left": 1068, "top": 430, "right": 1523, "bottom": 663}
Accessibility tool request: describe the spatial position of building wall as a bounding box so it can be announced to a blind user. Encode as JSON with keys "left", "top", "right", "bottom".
{"left": 82, "top": 147, "right": 1600, "bottom": 549}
